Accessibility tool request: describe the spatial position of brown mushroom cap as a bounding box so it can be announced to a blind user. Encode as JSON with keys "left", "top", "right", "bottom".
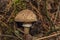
{"left": 15, "top": 9, "right": 37, "bottom": 23}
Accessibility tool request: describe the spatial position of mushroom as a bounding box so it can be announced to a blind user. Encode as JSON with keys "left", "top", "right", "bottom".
{"left": 15, "top": 9, "right": 37, "bottom": 35}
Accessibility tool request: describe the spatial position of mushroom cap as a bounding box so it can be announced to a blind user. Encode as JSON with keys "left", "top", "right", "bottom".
{"left": 15, "top": 9, "right": 37, "bottom": 22}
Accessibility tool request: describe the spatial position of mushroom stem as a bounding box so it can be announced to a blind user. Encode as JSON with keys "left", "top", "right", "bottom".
{"left": 22, "top": 24, "right": 32, "bottom": 34}
{"left": 24, "top": 27, "right": 30, "bottom": 34}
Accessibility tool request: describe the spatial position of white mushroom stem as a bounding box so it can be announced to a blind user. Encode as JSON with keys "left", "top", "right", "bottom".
{"left": 22, "top": 24, "right": 32, "bottom": 34}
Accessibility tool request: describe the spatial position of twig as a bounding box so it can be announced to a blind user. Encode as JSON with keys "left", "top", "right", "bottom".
{"left": 4, "top": 0, "right": 13, "bottom": 16}
{"left": 53, "top": 1, "right": 59, "bottom": 25}
{"left": 0, "top": 21, "right": 9, "bottom": 28}
{"left": 7, "top": 10, "right": 14, "bottom": 22}
{"left": 7, "top": 0, "right": 16, "bottom": 22}
{"left": 29, "top": 2, "right": 43, "bottom": 20}
{"left": 0, "top": 34, "right": 18, "bottom": 38}
{"left": 13, "top": 22, "right": 23, "bottom": 40}
{"left": 37, "top": 0, "right": 41, "bottom": 11}
{"left": 35, "top": 32, "right": 60, "bottom": 40}
{"left": 17, "top": 28, "right": 24, "bottom": 34}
